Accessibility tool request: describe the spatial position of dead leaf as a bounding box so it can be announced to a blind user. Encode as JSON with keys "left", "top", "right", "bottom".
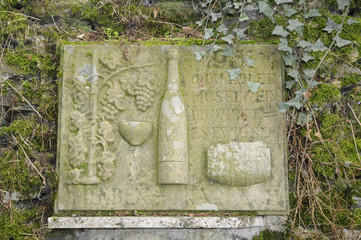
{"left": 314, "top": 131, "right": 322, "bottom": 140}
{"left": 153, "top": 7, "right": 160, "bottom": 18}
{"left": 182, "top": 27, "right": 203, "bottom": 38}
{"left": 76, "top": 33, "right": 85, "bottom": 39}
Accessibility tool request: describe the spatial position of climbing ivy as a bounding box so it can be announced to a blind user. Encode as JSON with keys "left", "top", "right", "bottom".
{"left": 195, "top": 0, "right": 361, "bottom": 238}
{"left": 195, "top": 0, "right": 358, "bottom": 117}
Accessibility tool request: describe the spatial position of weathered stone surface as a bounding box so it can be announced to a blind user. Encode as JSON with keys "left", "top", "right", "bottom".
{"left": 47, "top": 228, "right": 280, "bottom": 240}
{"left": 207, "top": 142, "right": 271, "bottom": 186}
{"left": 56, "top": 44, "right": 287, "bottom": 212}
{"left": 47, "top": 216, "right": 287, "bottom": 239}
{"left": 48, "top": 216, "right": 287, "bottom": 229}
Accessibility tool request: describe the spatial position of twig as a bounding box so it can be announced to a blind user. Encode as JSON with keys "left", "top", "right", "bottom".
{"left": 51, "top": 16, "right": 61, "bottom": 32}
{"left": 329, "top": 52, "right": 356, "bottom": 68}
{"left": 0, "top": 10, "right": 40, "bottom": 21}
{"left": 347, "top": 103, "right": 361, "bottom": 127}
{"left": 14, "top": 135, "right": 46, "bottom": 200}
{"left": 349, "top": 120, "right": 361, "bottom": 163}
{"left": 2, "top": 77, "right": 43, "bottom": 119}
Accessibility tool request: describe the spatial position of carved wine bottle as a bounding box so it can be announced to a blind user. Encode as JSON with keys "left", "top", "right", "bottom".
{"left": 158, "top": 49, "right": 188, "bottom": 185}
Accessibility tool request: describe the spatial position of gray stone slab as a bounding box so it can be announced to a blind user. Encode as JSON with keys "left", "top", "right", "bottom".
{"left": 48, "top": 216, "right": 287, "bottom": 229}
{"left": 56, "top": 44, "right": 288, "bottom": 212}
{"left": 46, "top": 228, "right": 271, "bottom": 240}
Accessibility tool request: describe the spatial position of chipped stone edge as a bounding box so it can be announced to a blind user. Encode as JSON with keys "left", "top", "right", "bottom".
{"left": 48, "top": 216, "right": 287, "bottom": 229}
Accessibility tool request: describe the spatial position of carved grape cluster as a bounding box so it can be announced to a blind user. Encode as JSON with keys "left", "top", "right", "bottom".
{"left": 68, "top": 133, "right": 87, "bottom": 168}
{"left": 96, "top": 151, "right": 116, "bottom": 181}
{"left": 134, "top": 80, "right": 155, "bottom": 112}
{"left": 72, "top": 76, "right": 90, "bottom": 110}
{"left": 100, "top": 88, "right": 126, "bottom": 121}
{"left": 100, "top": 100, "right": 118, "bottom": 120}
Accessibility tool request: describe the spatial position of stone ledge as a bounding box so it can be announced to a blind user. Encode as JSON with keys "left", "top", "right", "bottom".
{"left": 48, "top": 216, "right": 287, "bottom": 229}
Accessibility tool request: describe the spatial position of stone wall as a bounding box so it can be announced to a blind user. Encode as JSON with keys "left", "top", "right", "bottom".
{"left": 1, "top": 0, "right": 361, "bottom": 239}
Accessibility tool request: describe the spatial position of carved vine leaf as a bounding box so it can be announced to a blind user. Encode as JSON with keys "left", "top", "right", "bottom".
{"left": 99, "top": 52, "right": 129, "bottom": 71}
{"left": 69, "top": 111, "right": 86, "bottom": 132}
{"left": 98, "top": 120, "right": 115, "bottom": 143}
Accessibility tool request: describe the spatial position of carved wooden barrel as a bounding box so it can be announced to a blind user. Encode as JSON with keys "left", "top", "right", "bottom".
{"left": 207, "top": 141, "right": 271, "bottom": 186}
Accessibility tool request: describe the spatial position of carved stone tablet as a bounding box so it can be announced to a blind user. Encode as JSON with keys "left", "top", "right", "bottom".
{"left": 56, "top": 44, "right": 288, "bottom": 213}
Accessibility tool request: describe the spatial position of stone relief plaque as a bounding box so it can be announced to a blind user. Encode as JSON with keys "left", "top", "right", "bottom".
{"left": 56, "top": 44, "right": 288, "bottom": 213}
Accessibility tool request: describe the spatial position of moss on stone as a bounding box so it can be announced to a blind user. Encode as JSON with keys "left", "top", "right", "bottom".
{"left": 253, "top": 229, "right": 290, "bottom": 240}
{"left": 0, "top": 207, "right": 41, "bottom": 240}
{"left": 310, "top": 83, "right": 341, "bottom": 105}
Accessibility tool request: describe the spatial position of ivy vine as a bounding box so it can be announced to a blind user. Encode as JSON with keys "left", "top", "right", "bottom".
{"left": 194, "top": 0, "right": 358, "bottom": 122}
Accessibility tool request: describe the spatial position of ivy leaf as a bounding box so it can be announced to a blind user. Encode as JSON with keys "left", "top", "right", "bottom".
{"left": 217, "top": 24, "right": 229, "bottom": 35}
{"left": 308, "top": 79, "right": 321, "bottom": 88}
{"left": 234, "top": 2, "right": 243, "bottom": 9}
{"left": 334, "top": 35, "right": 352, "bottom": 47}
{"left": 206, "top": 0, "right": 213, "bottom": 4}
{"left": 307, "top": 39, "right": 327, "bottom": 52}
{"left": 286, "top": 80, "right": 296, "bottom": 89}
{"left": 244, "top": 58, "right": 254, "bottom": 67}
{"left": 257, "top": 1, "right": 275, "bottom": 23}
{"left": 278, "top": 95, "right": 303, "bottom": 113}
{"left": 282, "top": 55, "right": 296, "bottom": 66}
{"left": 286, "top": 95, "right": 303, "bottom": 109}
{"left": 302, "top": 53, "right": 315, "bottom": 62}
{"left": 282, "top": 5, "right": 298, "bottom": 17}
{"left": 227, "top": 68, "right": 242, "bottom": 80}
{"left": 297, "top": 112, "right": 312, "bottom": 126}
{"left": 233, "top": 28, "right": 246, "bottom": 40}
{"left": 278, "top": 38, "right": 293, "bottom": 54}
{"left": 299, "top": 0, "right": 306, "bottom": 5}
{"left": 210, "top": 12, "right": 222, "bottom": 22}
{"left": 288, "top": 69, "right": 299, "bottom": 81}
{"left": 304, "top": 9, "right": 321, "bottom": 19}
{"left": 194, "top": 51, "right": 206, "bottom": 61}
{"left": 323, "top": 17, "right": 341, "bottom": 33}
{"left": 287, "top": 19, "right": 304, "bottom": 35}
{"left": 295, "top": 87, "right": 306, "bottom": 96}
{"left": 347, "top": 19, "right": 359, "bottom": 25}
{"left": 200, "top": 2, "right": 207, "bottom": 8}
{"left": 221, "top": 34, "right": 234, "bottom": 44}
{"left": 274, "top": 0, "right": 293, "bottom": 5}
{"left": 303, "top": 69, "right": 315, "bottom": 80}
{"left": 204, "top": 28, "right": 214, "bottom": 40}
{"left": 277, "top": 102, "right": 289, "bottom": 113}
{"left": 224, "top": 2, "right": 235, "bottom": 14}
{"left": 239, "top": 13, "right": 250, "bottom": 22}
{"left": 195, "top": 20, "right": 204, "bottom": 26}
{"left": 247, "top": 82, "right": 261, "bottom": 92}
{"left": 298, "top": 40, "right": 312, "bottom": 48}
{"left": 337, "top": 0, "right": 350, "bottom": 11}
{"left": 272, "top": 26, "right": 289, "bottom": 38}
{"left": 221, "top": 46, "right": 236, "bottom": 57}
{"left": 213, "top": 45, "right": 222, "bottom": 52}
